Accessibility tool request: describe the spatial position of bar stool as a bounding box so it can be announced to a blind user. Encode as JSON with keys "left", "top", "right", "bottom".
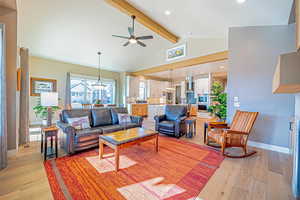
{"left": 41, "top": 126, "right": 59, "bottom": 161}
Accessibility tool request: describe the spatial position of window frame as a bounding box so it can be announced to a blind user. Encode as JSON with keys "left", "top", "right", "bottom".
{"left": 70, "top": 73, "right": 116, "bottom": 104}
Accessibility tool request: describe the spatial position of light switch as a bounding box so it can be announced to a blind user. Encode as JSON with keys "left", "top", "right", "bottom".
{"left": 234, "top": 102, "right": 240, "bottom": 108}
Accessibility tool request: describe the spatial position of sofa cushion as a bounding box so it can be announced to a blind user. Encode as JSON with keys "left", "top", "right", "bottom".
{"left": 120, "top": 122, "right": 140, "bottom": 129}
{"left": 158, "top": 120, "right": 175, "bottom": 132}
{"left": 118, "top": 113, "right": 132, "bottom": 124}
{"left": 110, "top": 107, "right": 128, "bottom": 124}
{"left": 100, "top": 125, "right": 123, "bottom": 134}
{"left": 165, "top": 105, "right": 187, "bottom": 121}
{"left": 62, "top": 109, "right": 92, "bottom": 124}
{"left": 91, "top": 108, "right": 112, "bottom": 127}
{"left": 66, "top": 116, "right": 91, "bottom": 130}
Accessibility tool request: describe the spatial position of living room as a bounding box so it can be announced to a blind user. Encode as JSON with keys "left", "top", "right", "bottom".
{"left": 0, "top": 0, "right": 300, "bottom": 200}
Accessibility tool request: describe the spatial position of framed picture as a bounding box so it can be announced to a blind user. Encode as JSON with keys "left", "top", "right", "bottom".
{"left": 30, "top": 77, "right": 57, "bottom": 96}
{"left": 166, "top": 44, "right": 186, "bottom": 61}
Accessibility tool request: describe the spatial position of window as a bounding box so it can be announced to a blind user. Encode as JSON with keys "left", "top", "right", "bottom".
{"left": 139, "top": 81, "right": 146, "bottom": 100}
{"left": 70, "top": 75, "right": 116, "bottom": 104}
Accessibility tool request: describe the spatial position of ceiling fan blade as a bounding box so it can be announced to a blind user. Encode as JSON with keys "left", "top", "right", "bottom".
{"left": 128, "top": 27, "right": 134, "bottom": 36}
{"left": 112, "top": 35, "right": 130, "bottom": 39}
{"left": 137, "top": 40, "right": 146, "bottom": 47}
{"left": 136, "top": 36, "right": 153, "bottom": 40}
{"left": 123, "top": 41, "right": 130, "bottom": 47}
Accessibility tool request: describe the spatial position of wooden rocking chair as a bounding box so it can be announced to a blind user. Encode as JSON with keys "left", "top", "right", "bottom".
{"left": 206, "top": 110, "right": 259, "bottom": 158}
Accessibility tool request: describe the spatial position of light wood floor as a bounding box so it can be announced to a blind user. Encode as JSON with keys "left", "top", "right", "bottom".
{"left": 0, "top": 118, "right": 295, "bottom": 200}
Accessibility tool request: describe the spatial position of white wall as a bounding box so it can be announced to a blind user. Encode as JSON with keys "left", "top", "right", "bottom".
{"left": 29, "top": 56, "right": 121, "bottom": 124}
{"left": 228, "top": 24, "right": 296, "bottom": 148}
{"left": 130, "top": 37, "right": 227, "bottom": 71}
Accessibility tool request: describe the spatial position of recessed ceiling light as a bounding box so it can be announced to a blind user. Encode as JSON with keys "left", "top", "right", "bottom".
{"left": 164, "top": 10, "right": 171, "bottom": 16}
{"left": 220, "top": 66, "right": 225, "bottom": 69}
{"left": 236, "top": 0, "right": 246, "bottom": 4}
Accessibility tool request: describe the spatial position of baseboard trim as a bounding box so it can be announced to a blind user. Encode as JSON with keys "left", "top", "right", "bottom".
{"left": 248, "top": 140, "right": 290, "bottom": 154}
{"left": 7, "top": 149, "right": 17, "bottom": 156}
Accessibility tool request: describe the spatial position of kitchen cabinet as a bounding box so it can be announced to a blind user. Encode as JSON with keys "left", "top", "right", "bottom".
{"left": 180, "top": 81, "right": 185, "bottom": 98}
{"left": 194, "top": 78, "right": 209, "bottom": 96}
{"left": 148, "top": 80, "right": 170, "bottom": 98}
{"left": 128, "top": 76, "right": 140, "bottom": 98}
{"left": 131, "top": 104, "right": 148, "bottom": 117}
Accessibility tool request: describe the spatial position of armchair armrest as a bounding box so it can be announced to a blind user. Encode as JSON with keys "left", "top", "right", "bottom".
{"left": 225, "top": 130, "right": 249, "bottom": 135}
{"left": 208, "top": 122, "right": 230, "bottom": 129}
{"left": 154, "top": 115, "right": 166, "bottom": 122}
{"left": 176, "top": 116, "right": 187, "bottom": 123}
{"left": 57, "top": 121, "right": 76, "bottom": 155}
{"left": 130, "top": 115, "right": 143, "bottom": 127}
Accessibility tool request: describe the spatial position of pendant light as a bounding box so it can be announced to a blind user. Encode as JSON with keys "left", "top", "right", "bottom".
{"left": 92, "top": 52, "right": 106, "bottom": 90}
{"left": 166, "top": 69, "right": 176, "bottom": 91}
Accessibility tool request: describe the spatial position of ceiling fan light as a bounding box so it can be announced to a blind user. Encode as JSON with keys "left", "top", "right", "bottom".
{"left": 129, "top": 38, "right": 137, "bottom": 44}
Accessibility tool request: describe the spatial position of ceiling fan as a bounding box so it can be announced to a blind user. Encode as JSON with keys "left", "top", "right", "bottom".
{"left": 112, "top": 15, "right": 153, "bottom": 47}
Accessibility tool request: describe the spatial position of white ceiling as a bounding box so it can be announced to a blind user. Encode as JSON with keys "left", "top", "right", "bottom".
{"left": 18, "top": 0, "right": 293, "bottom": 72}
{"left": 128, "top": 0, "right": 293, "bottom": 38}
{"left": 148, "top": 60, "right": 228, "bottom": 81}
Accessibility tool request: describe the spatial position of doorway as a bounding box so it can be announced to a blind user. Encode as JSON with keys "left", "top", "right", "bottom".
{"left": 175, "top": 85, "right": 181, "bottom": 104}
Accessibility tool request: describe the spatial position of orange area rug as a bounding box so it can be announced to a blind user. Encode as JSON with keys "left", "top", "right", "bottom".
{"left": 44, "top": 136, "right": 224, "bottom": 200}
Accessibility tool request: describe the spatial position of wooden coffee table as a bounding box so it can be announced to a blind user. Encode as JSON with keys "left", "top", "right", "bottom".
{"left": 99, "top": 128, "right": 158, "bottom": 171}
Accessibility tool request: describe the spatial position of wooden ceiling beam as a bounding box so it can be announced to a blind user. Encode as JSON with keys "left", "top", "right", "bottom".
{"left": 104, "top": 0, "right": 179, "bottom": 43}
{"left": 131, "top": 51, "right": 229, "bottom": 76}
{"left": 125, "top": 72, "right": 170, "bottom": 82}
{"left": 0, "top": 0, "right": 17, "bottom": 10}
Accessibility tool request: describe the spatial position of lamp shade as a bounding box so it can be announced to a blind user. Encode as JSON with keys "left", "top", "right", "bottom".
{"left": 41, "top": 92, "right": 58, "bottom": 107}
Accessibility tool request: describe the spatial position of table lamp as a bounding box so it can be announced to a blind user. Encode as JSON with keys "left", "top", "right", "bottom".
{"left": 41, "top": 92, "right": 58, "bottom": 127}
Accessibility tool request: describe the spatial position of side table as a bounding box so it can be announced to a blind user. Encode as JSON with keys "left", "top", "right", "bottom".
{"left": 185, "top": 118, "right": 196, "bottom": 138}
{"left": 41, "top": 126, "right": 59, "bottom": 161}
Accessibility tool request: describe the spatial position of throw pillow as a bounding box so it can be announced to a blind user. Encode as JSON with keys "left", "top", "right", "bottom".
{"left": 117, "top": 113, "right": 131, "bottom": 124}
{"left": 67, "top": 116, "right": 91, "bottom": 130}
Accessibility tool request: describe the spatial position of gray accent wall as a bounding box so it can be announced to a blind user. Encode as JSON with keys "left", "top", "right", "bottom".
{"left": 289, "top": 0, "right": 295, "bottom": 24}
{"left": 295, "top": 94, "right": 300, "bottom": 120}
{"left": 228, "top": 25, "right": 296, "bottom": 148}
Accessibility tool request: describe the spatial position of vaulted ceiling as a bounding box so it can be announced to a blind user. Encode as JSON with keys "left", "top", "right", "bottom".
{"left": 18, "top": 0, "right": 293, "bottom": 72}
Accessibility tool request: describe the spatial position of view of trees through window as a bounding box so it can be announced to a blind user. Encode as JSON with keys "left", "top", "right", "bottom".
{"left": 71, "top": 76, "right": 115, "bottom": 104}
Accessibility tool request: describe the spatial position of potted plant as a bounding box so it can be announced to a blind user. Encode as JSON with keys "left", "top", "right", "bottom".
{"left": 33, "top": 97, "right": 60, "bottom": 125}
{"left": 208, "top": 81, "right": 227, "bottom": 121}
{"left": 94, "top": 99, "right": 102, "bottom": 104}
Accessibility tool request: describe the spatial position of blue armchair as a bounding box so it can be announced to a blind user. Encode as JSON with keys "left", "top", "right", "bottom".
{"left": 154, "top": 105, "right": 188, "bottom": 138}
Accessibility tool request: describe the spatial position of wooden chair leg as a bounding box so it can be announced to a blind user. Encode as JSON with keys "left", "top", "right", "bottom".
{"left": 243, "top": 146, "right": 247, "bottom": 155}
{"left": 221, "top": 142, "right": 226, "bottom": 156}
